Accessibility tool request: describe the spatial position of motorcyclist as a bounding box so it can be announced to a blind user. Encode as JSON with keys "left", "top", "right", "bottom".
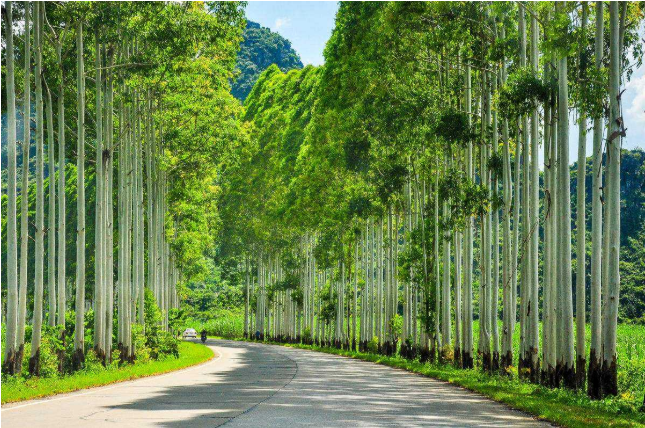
{"left": 201, "top": 329, "right": 207, "bottom": 343}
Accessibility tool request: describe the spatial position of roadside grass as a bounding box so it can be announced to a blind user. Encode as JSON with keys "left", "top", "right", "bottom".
{"left": 258, "top": 341, "right": 645, "bottom": 428}
{"left": 1, "top": 341, "right": 213, "bottom": 404}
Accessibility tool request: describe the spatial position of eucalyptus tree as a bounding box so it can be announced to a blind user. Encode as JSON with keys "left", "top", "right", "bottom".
{"left": 47, "top": 67, "right": 57, "bottom": 329}
{"left": 588, "top": 0, "right": 604, "bottom": 399}
{"left": 490, "top": 66, "right": 500, "bottom": 373}
{"left": 601, "top": 2, "right": 623, "bottom": 397}
{"left": 526, "top": 9, "right": 541, "bottom": 383}
{"left": 555, "top": 1, "right": 576, "bottom": 389}
{"left": 73, "top": 17, "right": 87, "bottom": 369}
{"left": 2, "top": 0, "right": 19, "bottom": 376}
{"left": 104, "top": 46, "right": 115, "bottom": 359}
{"left": 56, "top": 12, "right": 68, "bottom": 331}
{"left": 517, "top": 3, "right": 530, "bottom": 378}
{"left": 16, "top": 0, "right": 32, "bottom": 370}
{"left": 575, "top": 3, "right": 589, "bottom": 389}
{"left": 541, "top": 10, "right": 557, "bottom": 384}
{"left": 30, "top": 1, "right": 45, "bottom": 375}
{"left": 480, "top": 69, "right": 492, "bottom": 372}
{"left": 462, "top": 62, "right": 474, "bottom": 370}
{"left": 499, "top": 21, "right": 514, "bottom": 373}
{"left": 94, "top": 28, "right": 106, "bottom": 360}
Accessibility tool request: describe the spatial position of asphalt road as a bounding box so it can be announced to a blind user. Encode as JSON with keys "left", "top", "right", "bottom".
{"left": 1, "top": 339, "right": 552, "bottom": 427}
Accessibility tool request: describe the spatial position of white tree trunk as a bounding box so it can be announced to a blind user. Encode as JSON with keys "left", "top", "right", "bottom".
{"left": 30, "top": 2, "right": 45, "bottom": 374}
{"left": 47, "top": 81, "right": 57, "bottom": 329}
{"left": 16, "top": 1, "right": 31, "bottom": 371}
{"left": 556, "top": 1, "right": 575, "bottom": 387}
{"left": 601, "top": 2, "right": 622, "bottom": 397}
{"left": 527, "top": 12, "right": 540, "bottom": 382}
{"left": 104, "top": 51, "right": 115, "bottom": 359}
{"left": 2, "top": 0, "right": 19, "bottom": 375}
{"left": 94, "top": 36, "right": 105, "bottom": 359}
{"left": 462, "top": 63, "right": 474, "bottom": 369}
{"left": 575, "top": 4, "right": 589, "bottom": 388}
{"left": 588, "top": 0, "right": 603, "bottom": 398}
{"left": 56, "top": 37, "right": 67, "bottom": 330}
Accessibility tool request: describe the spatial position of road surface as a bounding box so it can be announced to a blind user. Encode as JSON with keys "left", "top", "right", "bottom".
{"left": 2, "top": 340, "right": 552, "bottom": 427}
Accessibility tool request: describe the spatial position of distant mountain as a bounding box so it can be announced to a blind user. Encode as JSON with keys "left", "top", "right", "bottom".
{"left": 232, "top": 21, "right": 303, "bottom": 102}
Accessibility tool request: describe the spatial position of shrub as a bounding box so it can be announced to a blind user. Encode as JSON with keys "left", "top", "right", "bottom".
{"left": 367, "top": 336, "right": 379, "bottom": 354}
{"left": 303, "top": 327, "right": 312, "bottom": 343}
{"left": 159, "top": 331, "right": 179, "bottom": 358}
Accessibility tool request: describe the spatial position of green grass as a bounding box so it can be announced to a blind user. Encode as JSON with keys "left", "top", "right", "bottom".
{"left": 470, "top": 319, "right": 645, "bottom": 402}
{"left": 1, "top": 341, "right": 213, "bottom": 404}
{"left": 257, "top": 341, "right": 645, "bottom": 428}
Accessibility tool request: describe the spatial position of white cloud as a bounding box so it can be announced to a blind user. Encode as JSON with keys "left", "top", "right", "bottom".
{"left": 625, "top": 74, "right": 645, "bottom": 124}
{"left": 624, "top": 71, "right": 645, "bottom": 149}
{"left": 274, "top": 17, "right": 291, "bottom": 30}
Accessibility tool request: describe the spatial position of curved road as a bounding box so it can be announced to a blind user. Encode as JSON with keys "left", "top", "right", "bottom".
{"left": 2, "top": 340, "right": 551, "bottom": 427}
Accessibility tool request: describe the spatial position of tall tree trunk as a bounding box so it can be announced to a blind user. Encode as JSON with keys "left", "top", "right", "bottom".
{"left": 601, "top": 2, "right": 622, "bottom": 397}
{"left": 16, "top": 1, "right": 31, "bottom": 372}
{"left": 542, "top": 39, "right": 557, "bottom": 385}
{"left": 454, "top": 227, "right": 462, "bottom": 366}
{"left": 491, "top": 62, "right": 500, "bottom": 373}
{"left": 47, "top": 80, "right": 56, "bottom": 328}
{"left": 462, "top": 63, "right": 474, "bottom": 369}
{"left": 56, "top": 34, "right": 67, "bottom": 372}
{"left": 353, "top": 234, "right": 358, "bottom": 351}
{"left": 481, "top": 70, "right": 492, "bottom": 372}
{"left": 118, "top": 93, "right": 125, "bottom": 350}
{"left": 434, "top": 165, "right": 441, "bottom": 358}
{"left": 94, "top": 35, "right": 105, "bottom": 361}
{"left": 588, "top": 0, "right": 604, "bottom": 399}
{"left": 548, "top": 76, "right": 559, "bottom": 386}
{"left": 518, "top": 3, "right": 531, "bottom": 378}
{"left": 2, "top": 0, "right": 19, "bottom": 376}
{"left": 511, "top": 115, "right": 521, "bottom": 374}
{"left": 556, "top": 1, "right": 575, "bottom": 388}
{"left": 500, "top": 24, "right": 513, "bottom": 371}
{"left": 245, "top": 255, "right": 250, "bottom": 338}
{"left": 441, "top": 159, "right": 451, "bottom": 360}
{"left": 527, "top": 11, "right": 540, "bottom": 383}
{"left": 30, "top": 2, "right": 45, "bottom": 375}
{"left": 575, "top": 3, "right": 589, "bottom": 390}
{"left": 135, "top": 91, "right": 145, "bottom": 327}
{"left": 73, "top": 18, "right": 87, "bottom": 370}
{"left": 104, "top": 49, "right": 115, "bottom": 360}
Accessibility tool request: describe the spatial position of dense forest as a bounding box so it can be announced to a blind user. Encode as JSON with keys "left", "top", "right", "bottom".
{"left": 214, "top": 1, "right": 645, "bottom": 403}
{"left": 2, "top": 0, "right": 645, "bottom": 414}
{"left": 231, "top": 20, "right": 303, "bottom": 101}
{"left": 1, "top": 1, "right": 246, "bottom": 374}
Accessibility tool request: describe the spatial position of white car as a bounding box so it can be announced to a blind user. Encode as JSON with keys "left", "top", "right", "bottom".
{"left": 183, "top": 328, "right": 197, "bottom": 339}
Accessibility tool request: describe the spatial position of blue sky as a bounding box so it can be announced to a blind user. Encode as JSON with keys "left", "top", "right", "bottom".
{"left": 245, "top": 1, "right": 339, "bottom": 66}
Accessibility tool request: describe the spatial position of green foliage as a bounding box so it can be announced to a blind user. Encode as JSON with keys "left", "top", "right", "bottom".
{"left": 184, "top": 309, "right": 244, "bottom": 339}
{"left": 367, "top": 336, "right": 379, "bottom": 354}
{"left": 2, "top": 288, "right": 180, "bottom": 381}
{"left": 434, "top": 109, "right": 474, "bottom": 145}
{"left": 571, "top": 65, "right": 608, "bottom": 119}
{"left": 389, "top": 314, "right": 403, "bottom": 340}
{"left": 620, "top": 225, "right": 645, "bottom": 323}
{"left": 291, "top": 286, "right": 304, "bottom": 308}
{"left": 141, "top": 289, "right": 179, "bottom": 359}
{"left": 497, "top": 67, "right": 550, "bottom": 119}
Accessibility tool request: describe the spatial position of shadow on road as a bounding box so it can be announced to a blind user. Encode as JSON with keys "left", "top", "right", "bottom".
{"left": 104, "top": 340, "right": 550, "bottom": 427}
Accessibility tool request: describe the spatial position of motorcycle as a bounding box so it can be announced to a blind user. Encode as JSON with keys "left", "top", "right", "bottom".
{"left": 201, "top": 331, "right": 207, "bottom": 343}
